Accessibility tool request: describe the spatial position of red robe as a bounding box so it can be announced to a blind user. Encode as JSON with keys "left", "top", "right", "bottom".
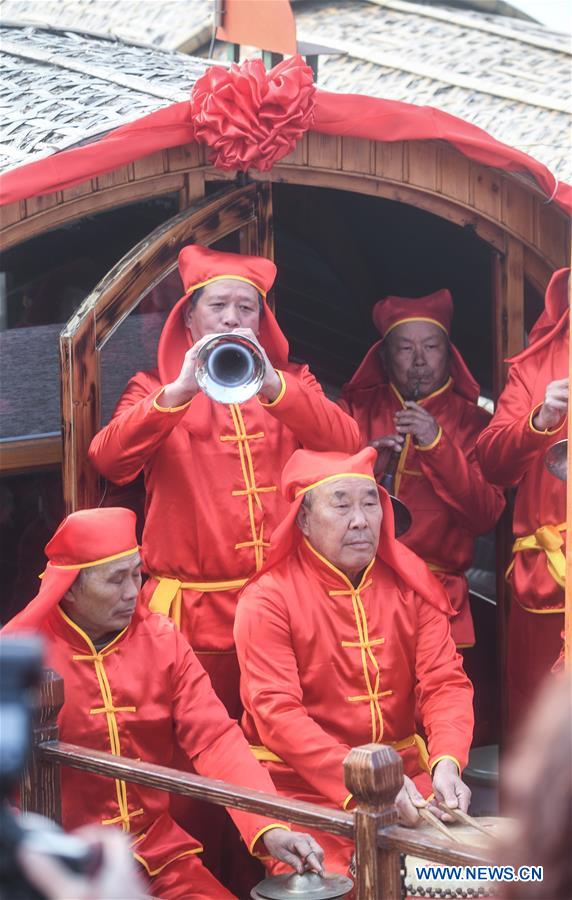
{"left": 89, "top": 366, "right": 359, "bottom": 712}
{"left": 476, "top": 316, "right": 567, "bottom": 728}
{"left": 40, "top": 603, "right": 287, "bottom": 899}
{"left": 234, "top": 538, "right": 474, "bottom": 874}
{"left": 340, "top": 377, "right": 504, "bottom": 646}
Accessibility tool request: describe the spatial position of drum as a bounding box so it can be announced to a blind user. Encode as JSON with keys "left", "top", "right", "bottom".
{"left": 404, "top": 816, "right": 510, "bottom": 898}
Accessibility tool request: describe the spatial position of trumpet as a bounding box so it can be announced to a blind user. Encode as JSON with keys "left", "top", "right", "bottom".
{"left": 379, "top": 450, "right": 412, "bottom": 537}
{"left": 195, "top": 332, "right": 265, "bottom": 404}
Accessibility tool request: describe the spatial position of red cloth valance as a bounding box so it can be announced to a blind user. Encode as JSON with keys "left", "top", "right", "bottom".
{"left": 1, "top": 73, "right": 569, "bottom": 213}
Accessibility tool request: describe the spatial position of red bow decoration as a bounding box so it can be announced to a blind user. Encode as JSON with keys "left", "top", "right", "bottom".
{"left": 190, "top": 55, "right": 315, "bottom": 172}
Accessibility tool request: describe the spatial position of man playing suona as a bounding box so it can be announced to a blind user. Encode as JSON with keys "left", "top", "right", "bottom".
{"left": 340, "top": 290, "right": 504, "bottom": 648}
{"left": 89, "top": 245, "right": 360, "bottom": 715}
{"left": 476, "top": 268, "right": 569, "bottom": 730}
{"left": 235, "top": 448, "right": 474, "bottom": 874}
{"left": 3, "top": 507, "right": 324, "bottom": 900}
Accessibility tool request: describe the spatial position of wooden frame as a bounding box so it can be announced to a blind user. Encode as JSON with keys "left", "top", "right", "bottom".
{"left": 59, "top": 180, "right": 273, "bottom": 512}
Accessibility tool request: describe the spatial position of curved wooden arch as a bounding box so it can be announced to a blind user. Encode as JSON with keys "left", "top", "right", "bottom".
{"left": 60, "top": 181, "right": 272, "bottom": 511}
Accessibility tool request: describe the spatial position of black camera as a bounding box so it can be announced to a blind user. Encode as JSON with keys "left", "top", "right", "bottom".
{"left": 0, "top": 635, "right": 99, "bottom": 899}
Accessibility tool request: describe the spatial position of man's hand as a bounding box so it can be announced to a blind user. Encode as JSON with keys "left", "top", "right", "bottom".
{"left": 231, "top": 327, "right": 282, "bottom": 402}
{"left": 369, "top": 435, "right": 405, "bottom": 478}
{"left": 262, "top": 828, "right": 325, "bottom": 876}
{"left": 532, "top": 378, "right": 568, "bottom": 431}
{"left": 429, "top": 758, "right": 471, "bottom": 822}
{"left": 160, "top": 333, "right": 221, "bottom": 408}
{"left": 395, "top": 774, "right": 427, "bottom": 827}
{"left": 394, "top": 402, "right": 440, "bottom": 447}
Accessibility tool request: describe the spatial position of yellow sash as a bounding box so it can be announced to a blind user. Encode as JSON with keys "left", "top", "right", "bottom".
{"left": 250, "top": 732, "right": 430, "bottom": 774}
{"left": 149, "top": 576, "right": 247, "bottom": 628}
{"left": 508, "top": 522, "right": 566, "bottom": 590}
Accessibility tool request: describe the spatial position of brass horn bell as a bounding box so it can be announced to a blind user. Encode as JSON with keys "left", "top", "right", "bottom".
{"left": 195, "top": 332, "right": 265, "bottom": 404}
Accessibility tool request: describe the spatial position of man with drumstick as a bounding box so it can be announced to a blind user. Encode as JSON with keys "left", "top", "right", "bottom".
{"left": 476, "top": 268, "right": 569, "bottom": 730}
{"left": 235, "top": 447, "right": 474, "bottom": 875}
{"left": 340, "top": 290, "right": 504, "bottom": 649}
{"left": 89, "top": 244, "right": 360, "bottom": 716}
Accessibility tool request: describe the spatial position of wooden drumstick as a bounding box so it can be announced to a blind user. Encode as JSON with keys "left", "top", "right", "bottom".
{"left": 435, "top": 802, "right": 494, "bottom": 837}
{"left": 418, "top": 807, "right": 464, "bottom": 843}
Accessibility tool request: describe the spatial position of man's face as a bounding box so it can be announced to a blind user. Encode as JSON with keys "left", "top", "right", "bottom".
{"left": 60, "top": 552, "right": 142, "bottom": 641}
{"left": 183, "top": 279, "right": 261, "bottom": 340}
{"left": 297, "top": 478, "right": 382, "bottom": 582}
{"left": 383, "top": 321, "right": 450, "bottom": 399}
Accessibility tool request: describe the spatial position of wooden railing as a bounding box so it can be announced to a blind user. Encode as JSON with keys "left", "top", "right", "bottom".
{"left": 21, "top": 671, "right": 493, "bottom": 898}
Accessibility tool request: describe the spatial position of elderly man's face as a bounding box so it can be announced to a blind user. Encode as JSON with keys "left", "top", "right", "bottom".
{"left": 383, "top": 321, "right": 450, "bottom": 399}
{"left": 184, "top": 279, "right": 260, "bottom": 341}
{"left": 297, "top": 479, "right": 382, "bottom": 583}
{"left": 60, "top": 552, "right": 142, "bottom": 642}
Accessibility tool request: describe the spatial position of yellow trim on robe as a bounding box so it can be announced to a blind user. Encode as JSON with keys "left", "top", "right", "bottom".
{"left": 185, "top": 274, "right": 267, "bottom": 297}
{"left": 258, "top": 369, "right": 286, "bottom": 408}
{"left": 528, "top": 402, "right": 567, "bottom": 436}
{"left": 49, "top": 547, "right": 140, "bottom": 571}
{"left": 384, "top": 317, "right": 449, "bottom": 338}
{"left": 153, "top": 389, "right": 193, "bottom": 413}
{"left": 508, "top": 522, "right": 566, "bottom": 590}
{"left": 60, "top": 609, "right": 142, "bottom": 832}
{"left": 430, "top": 754, "right": 461, "bottom": 775}
{"left": 133, "top": 847, "right": 203, "bottom": 877}
{"left": 249, "top": 823, "right": 291, "bottom": 857}
{"left": 295, "top": 473, "right": 376, "bottom": 499}
{"left": 415, "top": 426, "right": 443, "bottom": 451}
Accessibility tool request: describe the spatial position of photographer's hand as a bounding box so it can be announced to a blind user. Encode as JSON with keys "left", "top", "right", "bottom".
{"left": 18, "top": 826, "right": 147, "bottom": 899}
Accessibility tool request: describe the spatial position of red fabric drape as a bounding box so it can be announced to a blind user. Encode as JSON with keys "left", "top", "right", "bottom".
{"left": 1, "top": 90, "right": 569, "bottom": 213}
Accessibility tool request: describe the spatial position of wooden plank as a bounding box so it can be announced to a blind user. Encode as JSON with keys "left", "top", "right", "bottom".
{"left": 180, "top": 170, "right": 205, "bottom": 209}
{"left": 437, "top": 146, "right": 470, "bottom": 204}
{"left": 470, "top": 164, "right": 502, "bottom": 221}
{"left": 25, "top": 192, "right": 60, "bottom": 217}
{"left": 406, "top": 142, "right": 438, "bottom": 192}
{"left": 166, "top": 142, "right": 203, "bottom": 172}
{"left": 0, "top": 200, "right": 25, "bottom": 228}
{"left": 0, "top": 436, "right": 61, "bottom": 473}
{"left": 341, "top": 136, "right": 373, "bottom": 174}
{"left": 132, "top": 151, "right": 166, "bottom": 180}
{"left": 280, "top": 132, "right": 308, "bottom": 166}
{"left": 60, "top": 311, "right": 99, "bottom": 512}
{"left": 1, "top": 174, "right": 187, "bottom": 251}
{"left": 505, "top": 237, "right": 525, "bottom": 359}
{"left": 20, "top": 670, "right": 64, "bottom": 824}
{"left": 61, "top": 180, "right": 95, "bottom": 203}
{"left": 501, "top": 180, "right": 534, "bottom": 243}
{"left": 523, "top": 247, "right": 553, "bottom": 296}
{"left": 42, "top": 741, "right": 354, "bottom": 838}
{"left": 536, "top": 201, "right": 569, "bottom": 268}
{"left": 255, "top": 180, "right": 274, "bottom": 262}
{"left": 96, "top": 166, "right": 130, "bottom": 190}
{"left": 374, "top": 141, "right": 404, "bottom": 182}
{"left": 307, "top": 132, "right": 341, "bottom": 169}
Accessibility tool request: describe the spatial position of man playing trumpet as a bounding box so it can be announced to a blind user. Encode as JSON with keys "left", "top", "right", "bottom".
{"left": 340, "top": 290, "right": 504, "bottom": 648}
{"left": 89, "top": 244, "right": 360, "bottom": 715}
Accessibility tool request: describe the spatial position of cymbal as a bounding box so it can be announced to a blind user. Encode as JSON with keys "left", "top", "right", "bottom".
{"left": 251, "top": 871, "right": 354, "bottom": 900}
{"left": 544, "top": 439, "right": 567, "bottom": 481}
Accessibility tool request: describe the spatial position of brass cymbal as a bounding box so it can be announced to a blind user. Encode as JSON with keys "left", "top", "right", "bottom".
{"left": 251, "top": 871, "right": 354, "bottom": 900}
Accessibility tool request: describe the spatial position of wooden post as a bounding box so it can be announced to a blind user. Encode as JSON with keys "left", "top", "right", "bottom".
{"left": 344, "top": 744, "right": 403, "bottom": 900}
{"left": 20, "top": 669, "right": 64, "bottom": 823}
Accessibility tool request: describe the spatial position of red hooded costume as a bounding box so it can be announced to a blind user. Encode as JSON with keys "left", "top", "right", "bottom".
{"left": 234, "top": 448, "right": 474, "bottom": 875}
{"left": 476, "top": 268, "right": 569, "bottom": 729}
{"left": 339, "top": 290, "right": 505, "bottom": 647}
{"left": 3, "top": 508, "right": 289, "bottom": 900}
{"left": 88, "top": 245, "right": 360, "bottom": 714}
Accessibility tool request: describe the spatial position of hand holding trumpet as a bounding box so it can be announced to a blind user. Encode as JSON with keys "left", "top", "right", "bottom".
{"left": 160, "top": 328, "right": 281, "bottom": 407}
{"left": 533, "top": 378, "right": 568, "bottom": 431}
